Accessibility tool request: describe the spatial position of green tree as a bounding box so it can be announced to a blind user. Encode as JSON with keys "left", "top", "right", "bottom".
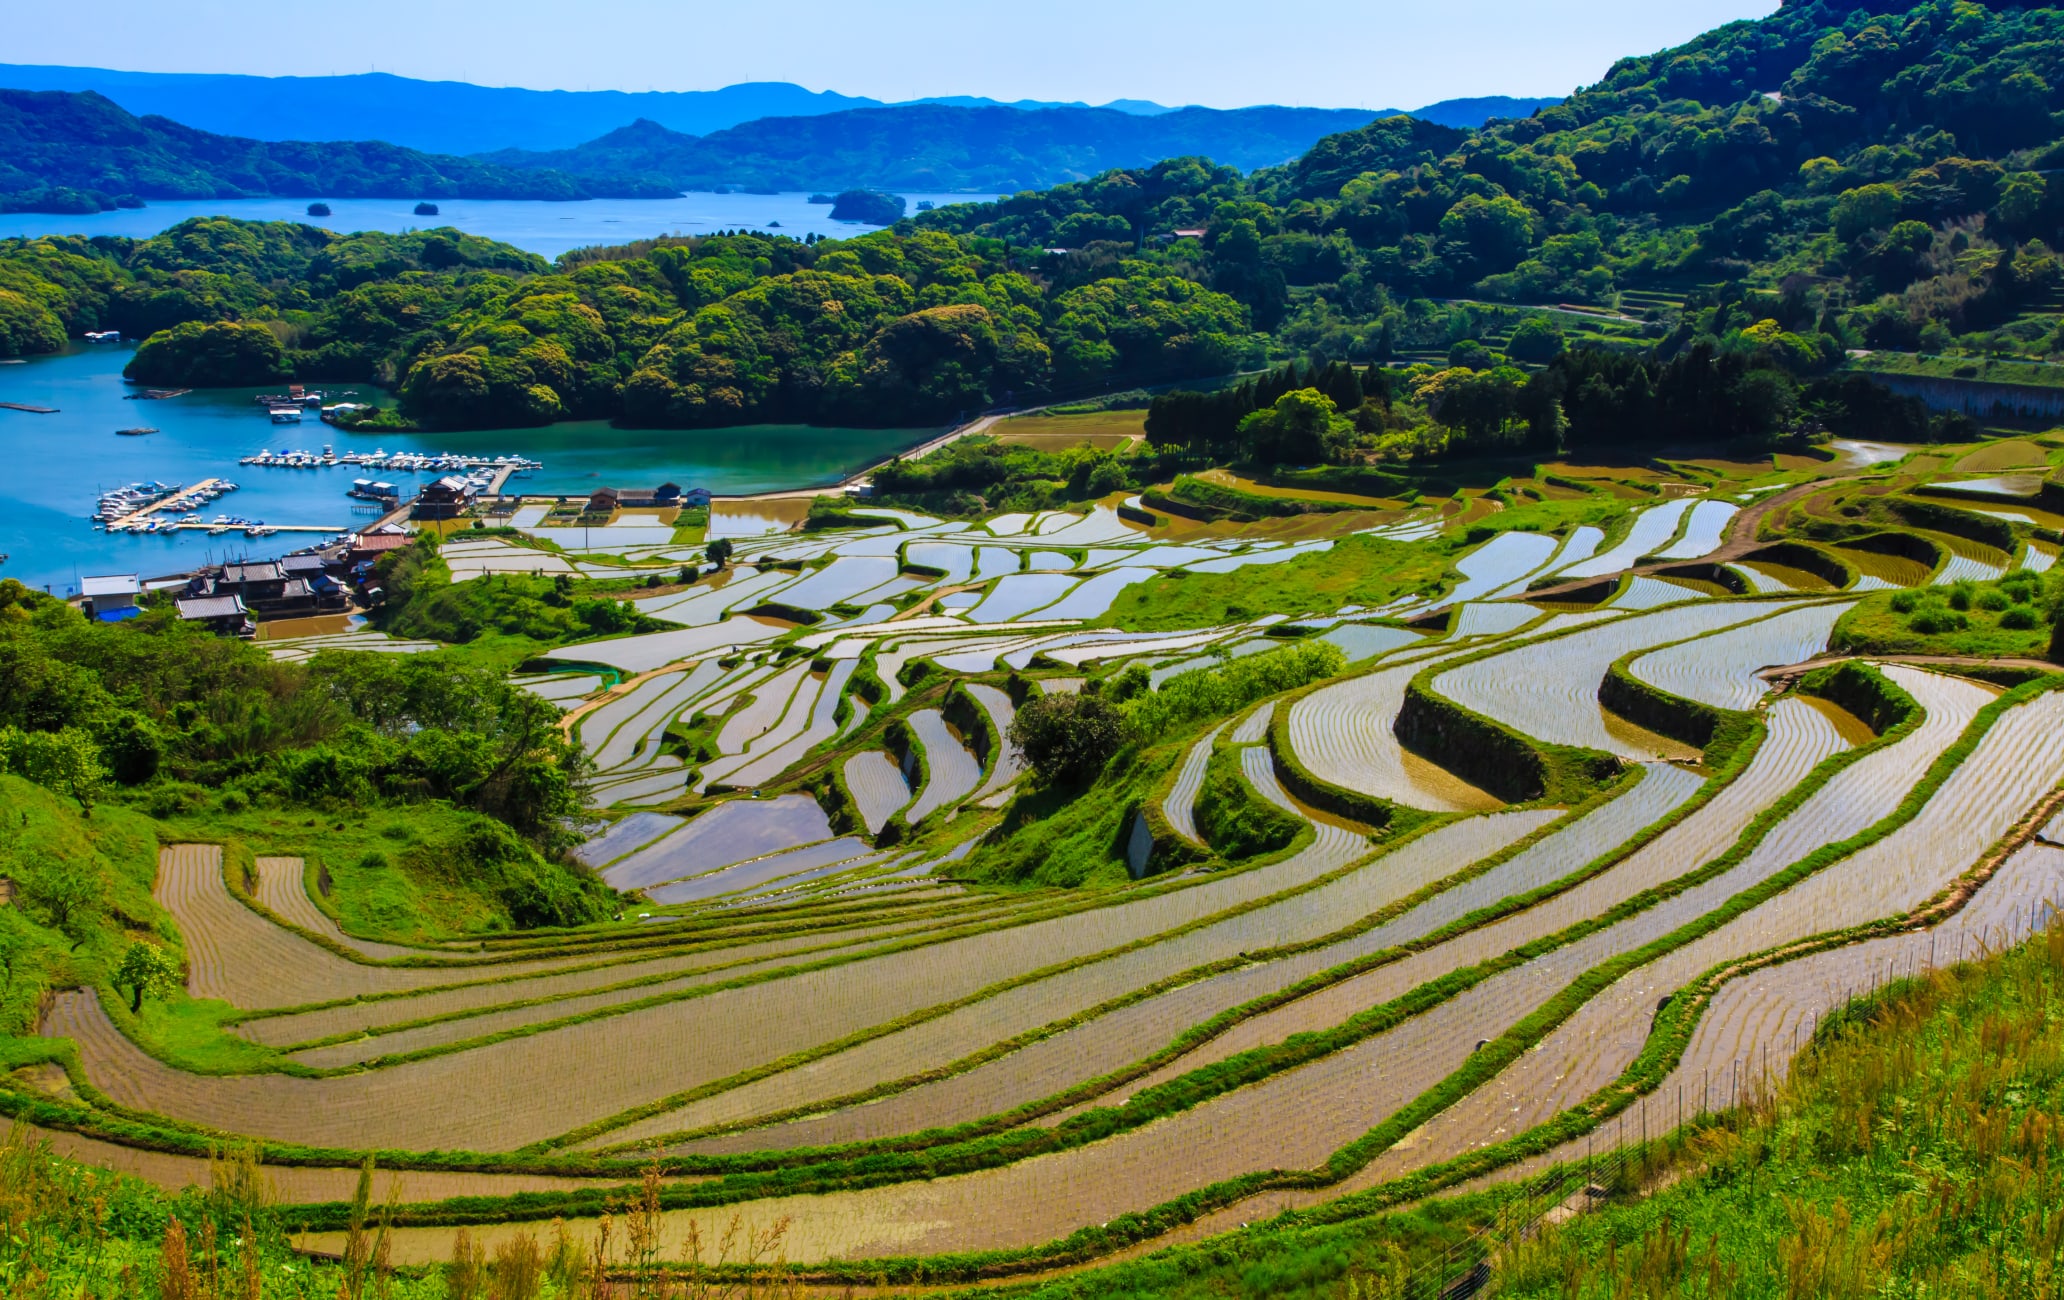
{"left": 1831, "top": 183, "right": 1902, "bottom": 241}
{"left": 704, "top": 537, "right": 735, "bottom": 568}
{"left": 1006, "top": 692, "right": 1133, "bottom": 788}
{"left": 1236, "top": 388, "right": 1353, "bottom": 467}
{"left": 113, "top": 940, "right": 179, "bottom": 1013}
{"left": 18, "top": 850, "right": 105, "bottom": 951}
{"left": 0, "top": 727, "right": 107, "bottom": 815}
{"left": 1505, "top": 317, "right": 1566, "bottom": 363}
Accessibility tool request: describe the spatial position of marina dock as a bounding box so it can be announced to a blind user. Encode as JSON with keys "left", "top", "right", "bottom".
{"left": 102, "top": 479, "right": 234, "bottom": 531}
{"left": 486, "top": 463, "right": 519, "bottom": 494}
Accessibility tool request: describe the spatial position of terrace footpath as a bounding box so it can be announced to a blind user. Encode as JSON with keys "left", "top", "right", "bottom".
{"left": 1516, "top": 475, "right": 1847, "bottom": 602}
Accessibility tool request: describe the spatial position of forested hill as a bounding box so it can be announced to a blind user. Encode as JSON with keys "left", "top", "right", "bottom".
{"left": 0, "top": 89, "right": 676, "bottom": 212}
{"left": 477, "top": 104, "right": 1389, "bottom": 193}
{"left": 920, "top": 0, "right": 2064, "bottom": 355}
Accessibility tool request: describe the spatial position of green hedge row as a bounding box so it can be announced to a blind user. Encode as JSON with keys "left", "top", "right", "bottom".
{"left": 1167, "top": 476, "right": 1356, "bottom": 518}
{"left": 1795, "top": 660, "right": 1918, "bottom": 736}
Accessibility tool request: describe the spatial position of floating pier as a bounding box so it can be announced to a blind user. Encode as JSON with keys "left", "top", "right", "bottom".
{"left": 102, "top": 479, "right": 237, "bottom": 532}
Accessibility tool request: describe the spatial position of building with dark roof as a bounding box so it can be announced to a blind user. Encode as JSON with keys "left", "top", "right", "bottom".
{"left": 175, "top": 594, "right": 253, "bottom": 636}
{"left": 414, "top": 474, "right": 474, "bottom": 521}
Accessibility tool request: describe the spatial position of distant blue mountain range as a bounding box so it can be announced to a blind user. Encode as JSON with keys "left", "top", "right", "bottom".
{"left": 0, "top": 64, "right": 1559, "bottom": 157}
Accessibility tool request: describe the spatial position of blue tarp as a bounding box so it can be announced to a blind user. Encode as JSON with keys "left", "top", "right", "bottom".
{"left": 95, "top": 606, "right": 142, "bottom": 622}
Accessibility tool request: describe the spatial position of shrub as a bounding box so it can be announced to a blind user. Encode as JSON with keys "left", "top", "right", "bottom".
{"left": 1007, "top": 692, "right": 1134, "bottom": 788}
{"left": 1890, "top": 590, "right": 1920, "bottom": 613}
{"left": 1975, "top": 589, "right": 2011, "bottom": 612}
{"left": 1909, "top": 609, "right": 1969, "bottom": 634}
{"left": 2001, "top": 606, "right": 2040, "bottom": 630}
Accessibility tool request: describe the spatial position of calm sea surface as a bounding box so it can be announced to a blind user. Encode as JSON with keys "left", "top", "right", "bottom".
{"left": 0, "top": 192, "right": 999, "bottom": 259}
{"left": 0, "top": 346, "right": 936, "bottom": 595}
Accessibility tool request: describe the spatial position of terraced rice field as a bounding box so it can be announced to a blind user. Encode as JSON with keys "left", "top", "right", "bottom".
{"left": 1558, "top": 499, "right": 1695, "bottom": 579}
{"left": 1435, "top": 600, "right": 1799, "bottom": 757}
{"left": 1628, "top": 601, "right": 1852, "bottom": 710}
{"left": 903, "top": 709, "right": 983, "bottom": 821}
{"left": 1651, "top": 499, "right": 1739, "bottom": 560}
{"left": 43, "top": 482, "right": 2064, "bottom": 1283}
{"left": 844, "top": 751, "right": 911, "bottom": 832}
{"left": 1287, "top": 650, "right": 1502, "bottom": 812}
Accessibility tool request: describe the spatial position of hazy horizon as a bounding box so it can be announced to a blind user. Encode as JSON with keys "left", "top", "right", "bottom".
{"left": 8, "top": 0, "right": 1780, "bottom": 112}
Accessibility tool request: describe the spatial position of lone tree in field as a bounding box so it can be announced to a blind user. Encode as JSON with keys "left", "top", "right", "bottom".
{"left": 115, "top": 940, "right": 180, "bottom": 1013}
{"left": 1007, "top": 692, "right": 1133, "bottom": 788}
{"left": 705, "top": 537, "right": 735, "bottom": 569}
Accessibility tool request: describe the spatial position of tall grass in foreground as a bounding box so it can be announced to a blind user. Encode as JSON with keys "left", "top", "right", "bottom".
{"left": 1485, "top": 920, "right": 2064, "bottom": 1299}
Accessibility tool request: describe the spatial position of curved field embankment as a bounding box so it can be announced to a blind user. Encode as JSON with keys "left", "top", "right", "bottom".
{"left": 67, "top": 805, "right": 1503, "bottom": 1151}
{"left": 252, "top": 858, "right": 420, "bottom": 961}
{"left": 1627, "top": 602, "right": 1853, "bottom": 712}
{"left": 1287, "top": 652, "right": 1501, "bottom": 813}
{"left": 1432, "top": 600, "right": 1801, "bottom": 759}
{"left": 155, "top": 847, "right": 601, "bottom": 1011}
{"left": 1333, "top": 665, "right": 1989, "bottom": 1188}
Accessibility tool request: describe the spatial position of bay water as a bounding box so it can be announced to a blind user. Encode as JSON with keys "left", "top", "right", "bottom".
{"left": 0, "top": 346, "right": 935, "bottom": 595}
{"left": 0, "top": 192, "right": 999, "bottom": 260}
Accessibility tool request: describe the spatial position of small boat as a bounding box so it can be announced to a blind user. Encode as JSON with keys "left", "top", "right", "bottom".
{"left": 116, "top": 426, "right": 159, "bottom": 436}
{"left": 269, "top": 408, "right": 303, "bottom": 424}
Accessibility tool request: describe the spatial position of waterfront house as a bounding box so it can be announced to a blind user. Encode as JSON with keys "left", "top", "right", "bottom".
{"left": 413, "top": 475, "right": 474, "bottom": 520}
{"left": 586, "top": 487, "right": 621, "bottom": 514}
{"left": 345, "top": 531, "right": 412, "bottom": 568}
{"left": 80, "top": 574, "right": 141, "bottom": 622}
{"left": 280, "top": 553, "right": 332, "bottom": 581}
{"left": 617, "top": 483, "right": 711, "bottom": 509}
{"left": 175, "top": 594, "right": 254, "bottom": 637}
{"left": 221, "top": 562, "right": 288, "bottom": 605}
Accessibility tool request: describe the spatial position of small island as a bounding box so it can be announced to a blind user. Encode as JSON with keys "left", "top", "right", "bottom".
{"left": 828, "top": 189, "right": 906, "bottom": 225}
{"left": 306, "top": 201, "right": 331, "bottom": 217}
{"left": 414, "top": 201, "right": 440, "bottom": 216}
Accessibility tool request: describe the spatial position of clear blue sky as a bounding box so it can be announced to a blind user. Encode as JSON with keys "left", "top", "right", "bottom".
{"left": 15, "top": 0, "right": 1780, "bottom": 108}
